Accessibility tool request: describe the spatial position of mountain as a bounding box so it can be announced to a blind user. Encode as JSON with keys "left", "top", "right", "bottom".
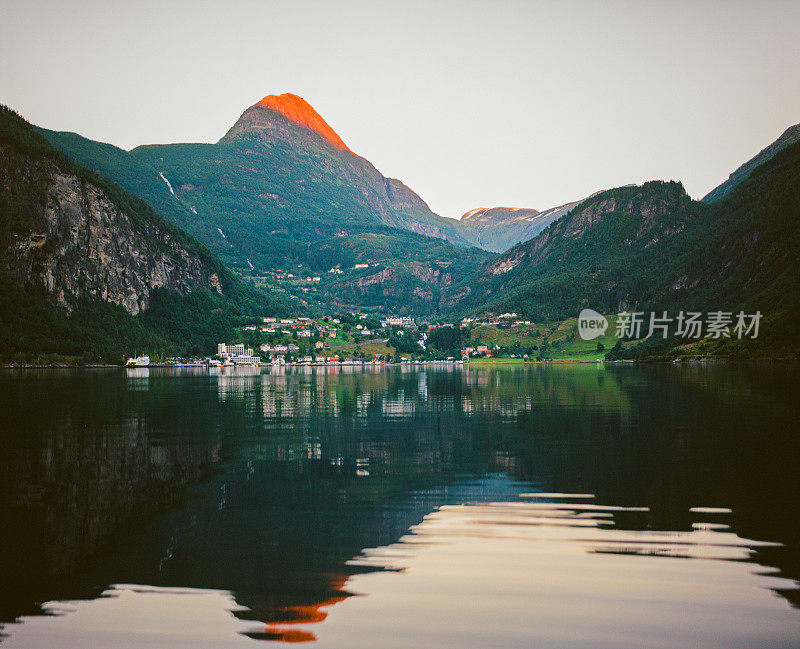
{"left": 458, "top": 207, "right": 540, "bottom": 252}
{"left": 456, "top": 137, "right": 800, "bottom": 355}
{"left": 454, "top": 181, "right": 700, "bottom": 317}
{"left": 0, "top": 105, "right": 283, "bottom": 362}
{"left": 703, "top": 123, "right": 800, "bottom": 202}
{"left": 32, "top": 91, "right": 799, "bottom": 343}
{"left": 39, "top": 93, "right": 489, "bottom": 314}
{"left": 217, "top": 93, "right": 468, "bottom": 242}
{"left": 457, "top": 194, "right": 601, "bottom": 253}
{"left": 232, "top": 93, "right": 354, "bottom": 152}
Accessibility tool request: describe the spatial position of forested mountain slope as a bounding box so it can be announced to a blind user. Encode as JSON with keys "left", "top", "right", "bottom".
{"left": 457, "top": 139, "right": 800, "bottom": 353}
{"left": 39, "top": 94, "right": 491, "bottom": 314}
{"left": 0, "top": 106, "right": 285, "bottom": 362}
{"left": 703, "top": 123, "right": 800, "bottom": 203}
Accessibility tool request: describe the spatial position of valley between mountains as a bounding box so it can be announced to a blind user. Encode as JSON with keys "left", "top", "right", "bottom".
{"left": 1, "top": 93, "right": 799, "bottom": 362}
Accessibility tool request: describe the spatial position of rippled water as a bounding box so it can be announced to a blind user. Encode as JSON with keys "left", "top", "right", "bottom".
{"left": 0, "top": 364, "right": 798, "bottom": 647}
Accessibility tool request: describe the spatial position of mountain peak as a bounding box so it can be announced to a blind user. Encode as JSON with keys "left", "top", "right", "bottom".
{"left": 252, "top": 93, "right": 352, "bottom": 153}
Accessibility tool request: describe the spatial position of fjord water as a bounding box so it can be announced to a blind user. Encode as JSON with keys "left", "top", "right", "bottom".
{"left": 0, "top": 365, "right": 798, "bottom": 648}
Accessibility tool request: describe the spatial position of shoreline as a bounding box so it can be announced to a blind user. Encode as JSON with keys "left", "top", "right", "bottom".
{"left": 2, "top": 356, "right": 797, "bottom": 370}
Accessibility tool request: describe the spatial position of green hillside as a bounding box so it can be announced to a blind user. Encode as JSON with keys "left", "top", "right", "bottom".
{"left": 24, "top": 100, "right": 800, "bottom": 356}
{"left": 39, "top": 98, "right": 492, "bottom": 315}
{"left": 457, "top": 180, "right": 702, "bottom": 319}
{"left": 455, "top": 143, "right": 800, "bottom": 357}
{"left": 1, "top": 106, "right": 287, "bottom": 363}
{"left": 702, "top": 123, "right": 800, "bottom": 203}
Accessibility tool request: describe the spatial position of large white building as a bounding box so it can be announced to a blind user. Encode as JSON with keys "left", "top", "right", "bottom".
{"left": 218, "top": 342, "right": 244, "bottom": 357}
{"left": 218, "top": 343, "right": 260, "bottom": 366}
{"left": 381, "top": 316, "right": 415, "bottom": 327}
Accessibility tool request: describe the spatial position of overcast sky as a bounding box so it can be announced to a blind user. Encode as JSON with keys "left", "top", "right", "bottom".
{"left": 2, "top": 0, "right": 799, "bottom": 217}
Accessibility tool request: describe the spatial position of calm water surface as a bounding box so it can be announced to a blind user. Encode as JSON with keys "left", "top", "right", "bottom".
{"left": 0, "top": 364, "right": 798, "bottom": 648}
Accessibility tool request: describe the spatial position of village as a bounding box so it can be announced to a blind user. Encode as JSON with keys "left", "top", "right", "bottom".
{"left": 125, "top": 310, "right": 618, "bottom": 368}
{"left": 216, "top": 313, "right": 452, "bottom": 367}
{"left": 211, "top": 311, "right": 572, "bottom": 367}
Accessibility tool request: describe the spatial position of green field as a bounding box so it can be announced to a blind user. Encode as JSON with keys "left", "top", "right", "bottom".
{"left": 468, "top": 316, "right": 629, "bottom": 361}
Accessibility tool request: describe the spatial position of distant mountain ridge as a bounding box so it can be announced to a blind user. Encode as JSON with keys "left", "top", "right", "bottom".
{"left": 455, "top": 192, "right": 607, "bottom": 253}
{"left": 451, "top": 181, "right": 698, "bottom": 317}
{"left": 458, "top": 207, "right": 540, "bottom": 252}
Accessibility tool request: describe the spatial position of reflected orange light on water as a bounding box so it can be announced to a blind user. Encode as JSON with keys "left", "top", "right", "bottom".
{"left": 2, "top": 495, "right": 798, "bottom": 648}
{"left": 256, "top": 574, "right": 352, "bottom": 643}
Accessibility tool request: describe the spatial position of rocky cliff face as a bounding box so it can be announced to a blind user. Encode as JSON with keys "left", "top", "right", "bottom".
{"left": 0, "top": 143, "right": 223, "bottom": 315}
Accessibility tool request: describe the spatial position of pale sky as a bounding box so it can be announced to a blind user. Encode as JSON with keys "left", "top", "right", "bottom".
{"left": 2, "top": 0, "right": 799, "bottom": 218}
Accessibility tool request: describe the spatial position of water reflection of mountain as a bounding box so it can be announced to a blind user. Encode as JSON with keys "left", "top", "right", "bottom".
{"left": 1, "top": 364, "right": 798, "bottom": 634}
{"left": 0, "top": 373, "right": 223, "bottom": 621}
